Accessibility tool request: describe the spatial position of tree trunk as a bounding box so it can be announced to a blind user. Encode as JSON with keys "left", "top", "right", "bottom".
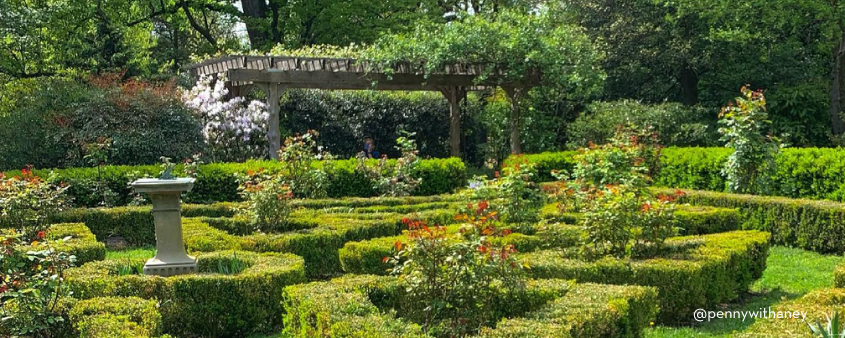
{"left": 830, "top": 29, "right": 845, "bottom": 135}
{"left": 503, "top": 87, "right": 523, "bottom": 155}
{"left": 240, "top": 0, "right": 271, "bottom": 50}
{"left": 680, "top": 66, "right": 699, "bottom": 106}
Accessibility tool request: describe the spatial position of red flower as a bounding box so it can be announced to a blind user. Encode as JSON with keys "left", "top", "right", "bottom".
{"left": 382, "top": 257, "right": 390, "bottom": 263}
{"left": 36, "top": 231, "right": 46, "bottom": 240}
{"left": 478, "top": 200, "right": 489, "bottom": 212}
{"left": 477, "top": 245, "right": 488, "bottom": 253}
{"left": 0, "top": 284, "right": 7, "bottom": 294}
{"left": 494, "top": 171, "right": 500, "bottom": 178}
{"left": 502, "top": 229, "right": 513, "bottom": 236}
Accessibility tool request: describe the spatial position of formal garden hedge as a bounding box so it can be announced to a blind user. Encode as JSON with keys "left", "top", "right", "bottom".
{"left": 4, "top": 157, "right": 467, "bottom": 207}
{"left": 524, "top": 230, "right": 770, "bottom": 324}
{"left": 65, "top": 251, "right": 306, "bottom": 338}
{"left": 282, "top": 274, "right": 659, "bottom": 338}
{"left": 43, "top": 223, "right": 107, "bottom": 265}
{"left": 507, "top": 147, "right": 845, "bottom": 202}
{"left": 657, "top": 188, "right": 845, "bottom": 254}
{"left": 68, "top": 297, "right": 166, "bottom": 338}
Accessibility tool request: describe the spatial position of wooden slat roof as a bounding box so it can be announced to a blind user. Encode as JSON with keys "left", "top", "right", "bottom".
{"left": 185, "top": 55, "right": 537, "bottom": 91}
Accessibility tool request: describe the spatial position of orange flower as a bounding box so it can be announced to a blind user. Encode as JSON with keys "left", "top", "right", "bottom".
{"left": 36, "top": 231, "right": 46, "bottom": 240}
{"left": 394, "top": 241, "right": 404, "bottom": 251}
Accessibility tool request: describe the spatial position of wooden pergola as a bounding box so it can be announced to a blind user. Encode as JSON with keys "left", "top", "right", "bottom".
{"left": 186, "top": 55, "right": 538, "bottom": 159}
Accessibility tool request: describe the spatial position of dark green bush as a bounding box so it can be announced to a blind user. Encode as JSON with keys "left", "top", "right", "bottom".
{"left": 282, "top": 275, "right": 658, "bottom": 338}
{"left": 65, "top": 251, "right": 306, "bottom": 338}
{"left": 662, "top": 188, "right": 845, "bottom": 254}
{"left": 524, "top": 230, "right": 770, "bottom": 324}
{"left": 69, "top": 297, "right": 162, "bottom": 338}
{"left": 9, "top": 157, "right": 468, "bottom": 207}
{"left": 0, "top": 76, "right": 205, "bottom": 171}
{"left": 566, "top": 100, "right": 718, "bottom": 149}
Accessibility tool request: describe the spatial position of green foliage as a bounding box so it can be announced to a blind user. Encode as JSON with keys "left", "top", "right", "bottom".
{"left": 660, "top": 188, "right": 845, "bottom": 254}
{"left": 0, "top": 76, "right": 205, "bottom": 171}
{"left": 278, "top": 131, "right": 332, "bottom": 199}
{"left": 44, "top": 223, "right": 106, "bottom": 266}
{"left": 567, "top": 100, "right": 718, "bottom": 149}
{"left": 0, "top": 230, "right": 77, "bottom": 338}
{"left": 236, "top": 170, "right": 293, "bottom": 233}
{"left": 525, "top": 230, "right": 770, "bottom": 323}
{"left": 464, "top": 159, "right": 546, "bottom": 226}
{"left": 69, "top": 297, "right": 162, "bottom": 338}
{"left": 556, "top": 125, "right": 679, "bottom": 258}
{"left": 0, "top": 169, "right": 69, "bottom": 239}
{"left": 282, "top": 274, "right": 658, "bottom": 338}
{"left": 719, "top": 86, "right": 780, "bottom": 194}
{"left": 5, "top": 157, "right": 468, "bottom": 207}
{"left": 65, "top": 251, "right": 306, "bottom": 338}
{"left": 808, "top": 312, "right": 845, "bottom": 338}
{"left": 386, "top": 204, "right": 526, "bottom": 337}
{"left": 735, "top": 288, "right": 845, "bottom": 338}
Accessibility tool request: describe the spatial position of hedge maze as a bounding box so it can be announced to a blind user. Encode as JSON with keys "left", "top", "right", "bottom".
{"left": 44, "top": 185, "right": 841, "bottom": 337}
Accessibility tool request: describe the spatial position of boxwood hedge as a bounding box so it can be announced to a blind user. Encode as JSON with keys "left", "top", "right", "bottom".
{"left": 339, "top": 222, "right": 582, "bottom": 276}
{"left": 7, "top": 157, "right": 467, "bottom": 207}
{"left": 508, "top": 147, "right": 845, "bottom": 202}
{"left": 538, "top": 203, "right": 741, "bottom": 236}
{"left": 660, "top": 188, "right": 845, "bottom": 254}
{"left": 43, "top": 223, "right": 106, "bottom": 265}
{"left": 282, "top": 274, "right": 658, "bottom": 338}
{"left": 524, "top": 230, "right": 770, "bottom": 324}
{"left": 69, "top": 297, "right": 163, "bottom": 338}
{"left": 65, "top": 251, "right": 306, "bottom": 338}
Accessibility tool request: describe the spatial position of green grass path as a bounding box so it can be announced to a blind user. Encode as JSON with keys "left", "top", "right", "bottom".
{"left": 646, "top": 246, "right": 843, "bottom": 338}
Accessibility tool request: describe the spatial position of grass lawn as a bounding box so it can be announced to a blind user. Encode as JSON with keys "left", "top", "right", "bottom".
{"left": 105, "top": 246, "right": 156, "bottom": 260}
{"left": 646, "top": 246, "right": 843, "bottom": 338}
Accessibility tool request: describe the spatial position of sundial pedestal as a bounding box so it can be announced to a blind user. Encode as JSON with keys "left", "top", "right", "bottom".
{"left": 130, "top": 178, "right": 197, "bottom": 277}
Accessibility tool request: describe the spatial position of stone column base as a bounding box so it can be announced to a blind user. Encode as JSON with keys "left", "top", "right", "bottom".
{"left": 144, "top": 258, "right": 198, "bottom": 277}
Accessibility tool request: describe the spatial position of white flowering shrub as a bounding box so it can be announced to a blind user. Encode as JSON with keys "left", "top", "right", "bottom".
{"left": 183, "top": 74, "right": 269, "bottom": 161}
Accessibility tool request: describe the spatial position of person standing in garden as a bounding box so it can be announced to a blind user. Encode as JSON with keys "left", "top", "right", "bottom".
{"left": 363, "top": 137, "right": 380, "bottom": 158}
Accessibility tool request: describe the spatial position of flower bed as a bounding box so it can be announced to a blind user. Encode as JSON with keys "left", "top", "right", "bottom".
{"left": 65, "top": 251, "right": 306, "bottom": 338}
{"left": 282, "top": 274, "right": 658, "bottom": 338}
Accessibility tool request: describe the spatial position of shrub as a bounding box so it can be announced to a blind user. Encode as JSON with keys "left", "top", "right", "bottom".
{"left": 236, "top": 170, "right": 294, "bottom": 233}
{"left": 69, "top": 297, "right": 162, "bottom": 338}
{"left": 282, "top": 275, "right": 658, "bottom": 338}
{"left": 385, "top": 203, "right": 526, "bottom": 337}
{"left": 45, "top": 223, "right": 106, "bottom": 265}
{"left": 0, "top": 169, "right": 69, "bottom": 240}
{"left": 183, "top": 74, "right": 268, "bottom": 162}
{"left": 278, "top": 130, "right": 333, "bottom": 198}
{"left": 7, "top": 157, "right": 468, "bottom": 207}
{"left": 661, "top": 188, "right": 845, "bottom": 254}
{"left": 65, "top": 250, "right": 306, "bottom": 338}
{"left": 464, "top": 159, "right": 545, "bottom": 226}
{"left": 523, "top": 230, "right": 770, "bottom": 323}
{"left": 0, "top": 229, "right": 77, "bottom": 337}
{"left": 719, "top": 86, "right": 780, "bottom": 194}
{"left": 566, "top": 100, "right": 717, "bottom": 149}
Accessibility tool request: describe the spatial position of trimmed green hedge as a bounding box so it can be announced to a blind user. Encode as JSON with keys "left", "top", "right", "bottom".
{"left": 524, "top": 230, "right": 770, "bottom": 324}
{"left": 339, "top": 222, "right": 582, "bottom": 276}
{"left": 660, "top": 188, "right": 845, "bottom": 254}
{"left": 65, "top": 251, "right": 306, "bottom": 338}
{"left": 737, "top": 288, "right": 845, "bottom": 337}
{"left": 538, "top": 203, "right": 741, "bottom": 236}
{"left": 509, "top": 147, "right": 845, "bottom": 202}
{"left": 282, "top": 275, "right": 658, "bottom": 338}
{"left": 44, "top": 223, "right": 106, "bottom": 265}
{"left": 835, "top": 263, "right": 845, "bottom": 288}
{"left": 69, "top": 297, "right": 163, "bottom": 338}
{"left": 8, "top": 158, "right": 467, "bottom": 207}
{"left": 50, "top": 202, "right": 237, "bottom": 246}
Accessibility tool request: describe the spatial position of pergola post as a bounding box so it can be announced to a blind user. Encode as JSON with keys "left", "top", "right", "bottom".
{"left": 440, "top": 86, "right": 466, "bottom": 158}
{"left": 503, "top": 87, "right": 523, "bottom": 155}
{"left": 257, "top": 82, "right": 285, "bottom": 160}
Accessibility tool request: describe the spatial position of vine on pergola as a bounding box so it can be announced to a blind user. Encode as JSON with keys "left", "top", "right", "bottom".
{"left": 362, "top": 9, "right": 605, "bottom": 154}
